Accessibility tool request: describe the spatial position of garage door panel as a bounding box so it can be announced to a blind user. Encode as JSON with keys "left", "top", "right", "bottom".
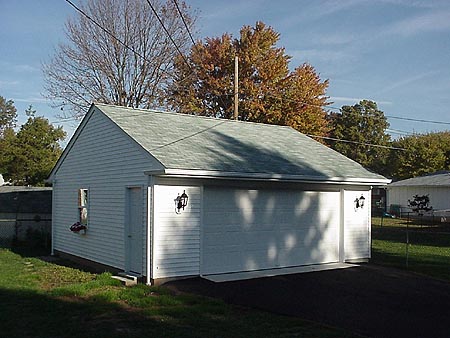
{"left": 202, "top": 187, "right": 340, "bottom": 275}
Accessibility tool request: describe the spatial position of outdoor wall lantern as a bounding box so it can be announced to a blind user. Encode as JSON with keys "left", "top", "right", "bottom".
{"left": 354, "top": 194, "right": 366, "bottom": 210}
{"left": 175, "top": 190, "right": 189, "bottom": 214}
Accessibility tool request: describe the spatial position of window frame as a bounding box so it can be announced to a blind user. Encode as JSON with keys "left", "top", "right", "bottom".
{"left": 78, "top": 188, "right": 89, "bottom": 226}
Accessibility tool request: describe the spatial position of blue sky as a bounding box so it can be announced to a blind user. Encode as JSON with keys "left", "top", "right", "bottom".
{"left": 1, "top": 0, "right": 450, "bottom": 139}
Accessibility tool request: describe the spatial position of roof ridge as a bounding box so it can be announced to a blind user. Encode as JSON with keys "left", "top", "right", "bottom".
{"left": 95, "top": 103, "right": 295, "bottom": 131}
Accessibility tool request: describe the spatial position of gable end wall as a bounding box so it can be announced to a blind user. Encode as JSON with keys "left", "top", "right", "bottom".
{"left": 52, "top": 108, "right": 163, "bottom": 272}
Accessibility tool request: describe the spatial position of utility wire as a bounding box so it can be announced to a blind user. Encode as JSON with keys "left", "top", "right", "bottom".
{"left": 65, "top": 0, "right": 449, "bottom": 148}
{"left": 386, "top": 128, "right": 414, "bottom": 136}
{"left": 145, "top": 0, "right": 192, "bottom": 71}
{"left": 65, "top": 0, "right": 149, "bottom": 64}
{"left": 307, "top": 134, "right": 407, "bottom": 151}
{"left": 385, "top": 115, "right": 450, "bottom": 126}
{"left": 172, "top": 0, "right": 195, "bottom": 45}
{"left": 161, "top": 0, "right": 231, "bottom": 116}
{"left": 65, "top": 0, "right": 198, "bottom": 86}
{"left": 152, "top": 0, "right": 450, "bottom": 129}
{"left": 262, "top": 92, "right": 450, "bottom": 126}
{"left": 149, "top": 119, "right": 231, "bottom": 151}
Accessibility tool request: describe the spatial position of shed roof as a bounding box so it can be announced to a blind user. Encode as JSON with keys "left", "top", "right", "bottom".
{"left": 93, "top": 103, "right": 388, "bottom": 184}
{"left": 388, "top": 171, "right": 450, "bottom": 187}
{"left": 0, "top": 186, "right": 52, "bottom": 213}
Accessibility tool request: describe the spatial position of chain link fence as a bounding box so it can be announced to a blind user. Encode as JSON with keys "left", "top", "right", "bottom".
{"left": 0, "top": 216, "right": 51, "bottom": 254}
{"left": 372, "top": 216, "right": 450, "bottom": 280}
{"left": 0, "top": 187, "right": 52, "bottom": 255}
{"left": 0, "top": 219, "right": 15, "bottom": 247}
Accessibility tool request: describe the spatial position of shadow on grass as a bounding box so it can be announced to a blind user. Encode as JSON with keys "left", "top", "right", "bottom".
{"left": 0, "top": 285, "right": 267, "bottom": 338}
{"left": 1, "top": 241, "right": 50, "bottom": 258}
{"left": 372, "top": 227, "right": 450, "bottom": 247}
{"left": 0, "top": 287, "right": 167, "bottom": 338}
{"left": 0, "top": 279, "right": 340, "bottom": 338}
{"left": 372, "top": 247, "right": 450, "bottom": 280}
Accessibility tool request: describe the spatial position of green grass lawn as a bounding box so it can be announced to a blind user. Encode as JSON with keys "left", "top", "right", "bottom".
{"left": 0, "top": 248, "right": 355, "bottom": 338}
{"left": 371, "top": 217, "right": 450, "bottom": 281}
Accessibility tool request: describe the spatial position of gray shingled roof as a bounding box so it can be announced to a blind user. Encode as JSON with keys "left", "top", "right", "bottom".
{"left": 97, "top": 103, "right": 389, "bottom": 184}
{"left": 388, "top": 171, "right": 450, "bottom": 187}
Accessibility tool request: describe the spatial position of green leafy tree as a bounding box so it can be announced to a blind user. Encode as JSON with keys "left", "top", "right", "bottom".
{"left": 387, "top": 132, "right": 450, "bottom": 180}
{"left": 2, "top": 106, "right": 66, "bottom": 186}
{"left": 168, "top": 21, "right": 330, "bottom": 136}
{"left": 0, "top": 128, "right": 16, "bottom": 179}
{"left": 0, "top": 95, "right": 17, "bottom": 137}
{"left": 329, "top": 100, "right": 391, "bottom": 175}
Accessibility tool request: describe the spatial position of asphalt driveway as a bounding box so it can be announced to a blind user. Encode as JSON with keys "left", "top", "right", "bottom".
{"left": 166, "top": 264, "right": 450, "bottom": 338}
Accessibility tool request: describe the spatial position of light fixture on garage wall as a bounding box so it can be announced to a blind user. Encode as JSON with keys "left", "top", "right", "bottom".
{"left": 175, "top": 190, "right": 189, "bottom": 214}
{"left": 354, "top": 194, "right": 366, "bottom": 210}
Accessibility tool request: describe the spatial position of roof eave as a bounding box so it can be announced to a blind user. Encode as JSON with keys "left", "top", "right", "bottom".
{"left": 144, "top": 168, "right": 391, "bottom": 185}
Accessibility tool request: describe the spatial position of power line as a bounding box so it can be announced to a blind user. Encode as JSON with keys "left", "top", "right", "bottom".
{"left": 149, "top": 2, "right": 450, "bottom": 128}
{"left": 385, "top": 115, "right": 450, "bottom": 126}
{"left": 266, "top": 93, "right": 450, "bottom": 126}
{"left": 149, "top": 119, "right": 231, "bottom": 151}
{"left": 64, "top": 0, "right": 198, "bottom": 112}
{"left": 65, "top": 0, "right": 450, "bottom": 135}
{"left": 386, "top": 128, "right": 414, "bottom": 136}
{"left": 65, "top": 0, "right": 149, "bottom": 64}
{"left": 164, "top": 0, "right": 232, "bottom": 117}
{"left": 172, "top": 0, "right": 195, "bottom": 45}
{"left": 145, "top": 0, "right": 192, "bottom": 71}
{"left": 307, "top": 134, "right": 407, "bottom": 151}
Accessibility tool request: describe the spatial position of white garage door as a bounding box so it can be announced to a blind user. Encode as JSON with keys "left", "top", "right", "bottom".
{"left": 202, "top": 187, "right": 341, "bottom": 275}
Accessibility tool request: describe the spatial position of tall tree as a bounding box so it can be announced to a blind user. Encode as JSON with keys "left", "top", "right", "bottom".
{"left": 0, "top": 96, "right": 17, "bottom": 137}
{"left": 387, "top": 132, "right": 450, "bottom": 180}
{"left": 2, "top": 107, "right": 66, "bottom": 186}
{"left": 168, "top": 21, "right": 330, "bottom": 136}
{"left": 329, "top": 100, "right": 391, "bottom": 175}
{"left": 43, "top": 0, "right": 196, "bottom": 119}
{"left": 0, "top": 128, "right": 16, "bottom": 179}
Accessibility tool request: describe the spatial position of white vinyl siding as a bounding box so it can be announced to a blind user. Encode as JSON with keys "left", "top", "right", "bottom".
{"left": 153, "top": 185, "right": 201, "bottom": 279}
{"left": 202, "top": 187, "right": 340, "bottom": 275}
{"left": 387, "top": 186, "right": 450, "bottom": 213}
{"left": 52, "top": 108, "right": 163, "bottom": 273}
{"left": 343, "top": 190, "right": 371, "bottom": 261}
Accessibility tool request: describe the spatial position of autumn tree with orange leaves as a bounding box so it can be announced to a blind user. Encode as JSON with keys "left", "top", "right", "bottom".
{"left": 168, "top": 21, "right": 330, "bottom": 136}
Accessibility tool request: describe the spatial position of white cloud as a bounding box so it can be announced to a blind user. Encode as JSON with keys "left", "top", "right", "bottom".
{"left": 0, "top": 80, "right": 20, "bottom": 88}
{"left": 313, "top": 33, "right": 357, "bottom": 46}
{"left": 303, "top": 0, "right": 368, "bottom": 21}
{"left": 330, "top": 96, "right": 362, "bottom": 103}
{"left": 330, "top": 96, "right": 393, "bottom": 105}
{"left": 0, "top": 60, "right": 39, "bottom": 73}
{"left": 377, "top": 71, "right": 439, "bottom": 94}
{"left": 13, "top": 64, "right": 39, "bottom": 73}
{"left": 378, "top": 0, "right": 449, "bottom": 9}
{"left": 385, "top": 10, "right": 450, "bottom": 36}
{"left": 12, "top": 97, "right": 48, "bottom": 104}
{"left": 290, "top": 48, "right": 352, "bottom": 64}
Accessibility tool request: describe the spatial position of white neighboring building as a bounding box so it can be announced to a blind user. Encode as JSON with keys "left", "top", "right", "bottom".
{"left": 48, "top": 103, "right": 390, "bottom": 284}
{"left": 387, "top": 171, "right": 450, "bottom": 217}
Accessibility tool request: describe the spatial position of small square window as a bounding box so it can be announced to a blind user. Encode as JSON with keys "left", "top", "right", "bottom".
{"left": 78, "top": 189, "right": 89, "bottom": 225}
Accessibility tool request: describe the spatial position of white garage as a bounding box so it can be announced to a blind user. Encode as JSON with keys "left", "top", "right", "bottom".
{"left": 49, "top": 104, "right": 389, "bottom": 285}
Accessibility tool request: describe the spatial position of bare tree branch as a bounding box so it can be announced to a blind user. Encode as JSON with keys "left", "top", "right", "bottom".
{"left": 43, "top": 0, "right": 197, "bottom": 119}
